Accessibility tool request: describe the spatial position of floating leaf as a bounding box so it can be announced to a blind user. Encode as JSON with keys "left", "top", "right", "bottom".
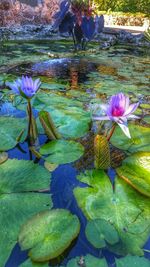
{"left": 19, "top": 209, "right": 80, "bottom": 262}
{"left": 110, "top": 124, "right": 150, "bottom": 153}
{"left": 34, "top": 92, "right": 91, "bottom": 139}
{"left": 0, "top": 117, "right": 27, "bottom": 151}
{"left": 85, "top": 219, "right": 119, "bottom": 248}
{"left": 74, "top": 170, "right": 150, "bottom": 256}
{"left": 39, "top": 110, "right": 61, "bottom": 140}
{"left": 67, "top": 254, "right": 107, "bottom": 267}
{"left": 94, "top": 135, "right": 110, "bottom": 169}
{"left": 0, "top": 152, "right": 8, "bottom": 164}
{"left": 40, "top": 140, "right": 84, "bottom": 164}
{"left": 19, "top": 259, "right": 49, "bottom": 267}
{"left": 0, "top": 159, "right": 52, "bottom": 267}
{"left": 117, "top": 152, "right": 150, "bottom": 197}
{"left": 116, "top": 255, "right": 150, "bottom": 267}
{"left": 44, "top": 161, "right": 58, "bottom": 172}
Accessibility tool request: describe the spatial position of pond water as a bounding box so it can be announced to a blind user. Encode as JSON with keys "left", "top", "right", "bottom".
{"left": 0, "top": 40, "right": 150, "bottom": 267}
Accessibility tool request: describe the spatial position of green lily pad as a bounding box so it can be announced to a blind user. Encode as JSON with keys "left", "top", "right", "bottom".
{"left": 67, "top": 254, "right": 107, "bottom": 267}
{"left": 110, "top": 124, "right": 150, "bottom": 153}
{"left": 19, "top": 209, "right": 80, "bottom": 262}
{"left": 116, "top": 152, "right": 150, "bottom": 197}
{"left": 41, "top": 82, "right": 67, "bottom": 91}
{"left": 74, "top": 169, "right": 150, "bottom": 256}
{"left": 40, "top": 140, "right": 84, "bottom": 164}
{"left": 116, "top": 255, "right": 150, "bottom": 267}
{"left": 85, "top": 219, "right": 119, "bottom": 248}
{"left": 0, "top": 159, "right": 52, "bottom": 267}
{"left": 0, "top": 116, "right": 27, "bottom": 151}
{"left": 19, "top": 259, "right": 49, "bottom": 267}
{"left": 34, "top": 92, "right": 91, "bottom": 139}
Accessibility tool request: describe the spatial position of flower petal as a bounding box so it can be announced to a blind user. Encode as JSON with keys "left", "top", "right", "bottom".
{"left": 92, "top": 115, "right": 110, "bottom": 121}
{"left": 117, "top": 120, "right": 131, "bottom": 139}
{"left": 123, "top": 102, "right": 139, "bottom": 116}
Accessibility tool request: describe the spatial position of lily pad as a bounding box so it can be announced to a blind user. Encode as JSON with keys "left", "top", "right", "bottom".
{"left": 34, "top": 92, "right": 91, "bottom": 139}
{"left": 74, "top": 170, "right": 150, "bottom": 256}
{"left": 40, "top": 140, "right": 84, "bottom": 164}
{"left": 116, "top": 255, "right": 150, "bottom": 267}
{"left": 0, "top": 159, "right": 52, "bottom": 267}
{"left": 19, "top": 209, "right": 80, "bottom": 262}
{"left": 19, "top": 259, "right": 49, "bottom": 267}
{"left": 116, "top": 152, "right": 150, "bottom": 197}
{"left": 85, "top": 219, "right": 119, "bottom": 248}
{"left": 110, "top": 124, "right": 150, "bottom": 153}
{"left": 67, "top": 254, "right": 107, "bottom": 267}
{"left": 0, "top": 116, "right": 27, "bottom": 151}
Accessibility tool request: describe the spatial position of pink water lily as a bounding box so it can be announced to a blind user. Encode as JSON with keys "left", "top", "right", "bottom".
{"left": 93, "top": 93, "right": 139, "bottom": 138}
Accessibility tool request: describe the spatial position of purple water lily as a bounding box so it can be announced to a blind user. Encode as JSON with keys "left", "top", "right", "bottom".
{"left": 93, "top": 93, "right": 139, "bottom": 138}
{"left": 7, "top": 76, "right": 41, "bottom": 99}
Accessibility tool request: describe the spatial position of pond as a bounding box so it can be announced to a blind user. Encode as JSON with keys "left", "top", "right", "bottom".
{"left": 0, "top": 40, "right": 150, "bottom": 267}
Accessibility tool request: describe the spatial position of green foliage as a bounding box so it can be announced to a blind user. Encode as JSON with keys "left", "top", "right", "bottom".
{"left": 19, "top": 209, "right": 80, "bottom": 262}
{"left": 0, "top": 159, "right": 52, "bottom": 267}
{"left": 39, "top": 110, "right": 61, "bottom": 140}
{"left": 110, "top": 124, "right": 150, "bottom": 153}
{"left": 74, "top": 169, "right": 150, "bottom": 256}
{"left": 67, "top": 254, "right": 108, "bottom": 267}
{"left": 144, "top": 28, "right": 150, "bottom": 42}
{"left": 93, "top": 0, "right": 150, "bottom": 14}
{"left": 94, "top": 135, "right": 111, "bottom": 170}
{"left": 116, "top": 255, "right": 150, "bottom": 267}
{"left": 117, "top": 152, "right": 150, "bottom": 197}
{"left": 85, "top": 219, "right": 119, "bottom": 248}
{"left": 0, "top": 117, "right": 27, "bottom": 151}
{"left": 40, "top": 140, "right": 84, "bottom": 164}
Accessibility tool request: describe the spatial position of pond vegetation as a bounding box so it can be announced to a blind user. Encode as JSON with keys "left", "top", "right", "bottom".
{"left": 0, "top": 37, "right": 150, "bottom": 267}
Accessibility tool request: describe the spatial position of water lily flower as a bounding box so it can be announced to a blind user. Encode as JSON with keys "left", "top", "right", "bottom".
{"left": 7, "top": 76, "right": 41, "bottom": 99}
{"left": 93, "top": 93, "right": 139, "bottom": 138}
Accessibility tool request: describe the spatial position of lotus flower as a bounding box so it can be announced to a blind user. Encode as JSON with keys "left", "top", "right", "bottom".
{"left": 93, "top": 93, "right": 139, "bottom": 138}
{"left": 7, "top": 76, "right": 41, "bottom": 99}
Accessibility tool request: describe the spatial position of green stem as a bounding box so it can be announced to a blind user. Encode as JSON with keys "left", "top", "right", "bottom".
{"left": 107, "top": 123, "right": 116, "bottom": 142}
{"left": 27, "top": 99, "right": 32, "bottom": 142}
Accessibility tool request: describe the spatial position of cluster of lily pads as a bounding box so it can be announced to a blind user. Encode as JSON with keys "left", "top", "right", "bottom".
{"left": 0, "top": 70, "right": 150, "bottom": 267}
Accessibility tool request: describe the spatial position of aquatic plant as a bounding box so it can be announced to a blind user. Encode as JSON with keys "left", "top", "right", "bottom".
{"left": 7, "top": 76, "right": 41, "bottom": 144}
{"left": 93, "top": 92, "right": 139, "bottom": 139}
{"left": 144, "top": 27, "right": 150, "bottom": 42}
{"left": 53, "top": 0, "right": 100, "bottom": 50}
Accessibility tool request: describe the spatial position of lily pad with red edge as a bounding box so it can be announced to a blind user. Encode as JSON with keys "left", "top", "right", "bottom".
{"left": 116, "top": 152, "right": 150, "bottom": 197}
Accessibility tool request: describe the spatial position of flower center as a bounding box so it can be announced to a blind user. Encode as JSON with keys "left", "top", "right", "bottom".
{"left": 112, "top": 106, "right": 124, "bottom": 117}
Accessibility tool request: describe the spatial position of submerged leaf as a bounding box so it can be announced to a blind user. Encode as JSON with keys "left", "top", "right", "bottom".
{"left": 117, "top": 152, "right": 150, "bottom": 197}
{"left": 19, "top": 209, "right": 80, "bottom": 262}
